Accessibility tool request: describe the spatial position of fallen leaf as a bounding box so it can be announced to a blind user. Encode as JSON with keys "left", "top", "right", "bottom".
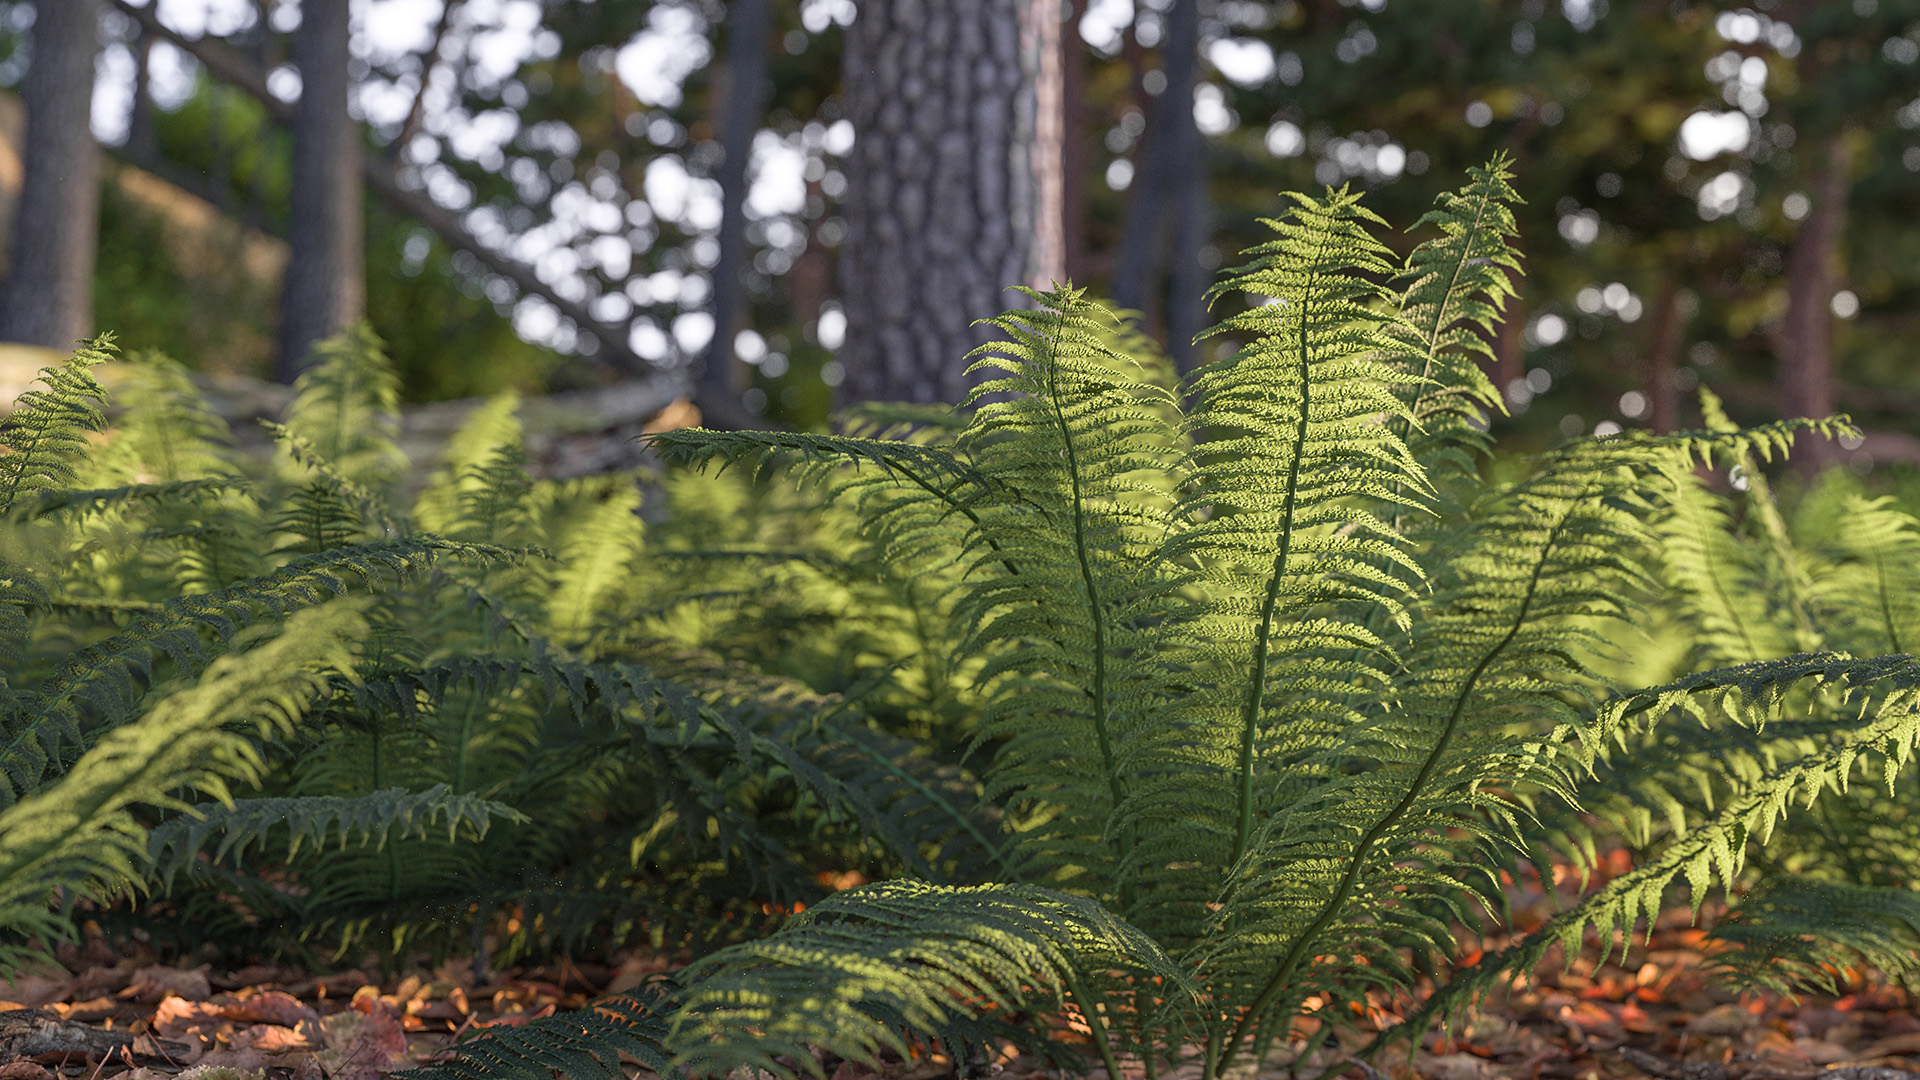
{"left": 119, "top": 966, "right": 211, "bottom": 1004}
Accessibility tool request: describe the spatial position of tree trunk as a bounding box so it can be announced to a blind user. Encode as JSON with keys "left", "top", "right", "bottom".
{"left": 836, "top": 0, "right": 1062, "bottom": 404}
{"left": 700, "top": 0, "right": 774, "bottom": 408}
{"left": 1643, "top": 280, "right": 1686, "bottom": 434}
{"left": 1108, "top": 0, "right": 1203, "bottom": 370}
{"left": 0, "top": 0, "right": 101, "bottom": 348}
{"left": 1775, "top": 134, "right": 1853, "bottom": 472}
{"left": 277, "top": 0, "right": 364, "bottom": 380}
{"left": 1061, "top": 0, "right": 1090, "bottom": 285}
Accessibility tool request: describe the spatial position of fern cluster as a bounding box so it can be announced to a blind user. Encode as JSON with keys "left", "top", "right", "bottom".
{"left": 586, "top": 156, "right": 1920, "bottom": 1080}
{"left": 0, "top": 331, "right": 985, "bottom": 977}
{"left": 12, "top": 156, "right": 1920, "bottom": 1080}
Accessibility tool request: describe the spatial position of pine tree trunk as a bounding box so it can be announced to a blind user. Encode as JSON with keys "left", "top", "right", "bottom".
{"left": 277, "top": 0, "right": 364, "bottom": 381}
{"left": 0, "top": 0, "right": 100, "bottom": 348}
{"left": 836, "top": 0, "right": 1062, "bottom": 404}
{"left": 1775, "top": 134, "right": 1852, "bottom": 472}
{"left": 700, "top": 0, "right": 774, "bottom": 409}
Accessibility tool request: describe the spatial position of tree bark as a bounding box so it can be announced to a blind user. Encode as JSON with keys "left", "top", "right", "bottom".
{"left": 277, "top": 0, "right": 365, "bottom": 380}
{"left": 0, "top": 0, "right": 101, "bottom": 348}
{"left": 1775, "top": 134, "right": 1853, "bottom": 472}
{"left": 1108, "top": 0, "right": 1203, "bottom": 370}
{"left": 836, "top": 0, "right": 1062, "bottom": 405}
{"left": 700, "top": 0, "right": 774, "bottom": 405}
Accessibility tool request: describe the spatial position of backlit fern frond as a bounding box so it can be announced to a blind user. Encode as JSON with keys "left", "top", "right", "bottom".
{"left": 0, "top": 538, "right": 513, "bottom": 807}
{"left": 1389, "top": 651, "right": 1920, "bottom": 1039}
{"left": 1810, "top": 492, "right": 1920, "bottom": 657}
{"left": 147, "top": 784, "right": 528, "bottom": 890}
{"left": 666, "top": 881, "right": 1186, "bottom": 1077}
{"left": 1162, "top": 186, "right": 1425, "bottom": 912}
{"left": 949, "top": 285, "right": 1193, "bottom": 910}
{"left": 280, "top": 323, "right": 406, "bottom": 489}
{"left": 0, "top": 338, "right": 111, "bottom": 514}
{"left": 0, "top": 603, "right": 361, "bottom": 972}
{"left": 1383, "top": 154, "right": 1521, "bottom": 475}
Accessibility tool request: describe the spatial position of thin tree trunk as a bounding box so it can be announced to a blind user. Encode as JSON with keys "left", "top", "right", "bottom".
{"left": 1061, "top": 0, "right": 1090, "bottom": 286}
{"left": 837, "top": 0, "right": 1056, "bottom": 404}
{"left": 0, "top": 0, "right": 101, "bottom": 348}
{"left": 699, "top": 0, "right": 774, "bottom": 407}
{"left": 1775, "top": 133, "right": 1853, "bottom": 472}
{"left": 1022, "top": 0, "right": 1065, "bottom": 290}
{"left": 1492, "top": 292, "right": 1524, "bottom": 392}
{"left": 1644, "top": 280, "right": 1686, "bottom": 434}
{"left": 1109, "top": 0, "right": 1201, "bottom": 368}
{"left": 277, "top": 0, "right": 364, "bottom": 380}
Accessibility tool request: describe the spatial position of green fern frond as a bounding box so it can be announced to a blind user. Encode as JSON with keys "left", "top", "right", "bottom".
{"left": 1384, "top": 153, "right": 1522, "bottom": 473}
{"left": 0, "top": 602, "right": 361, "bottom": 972}
{"left": 1705, "top": 878, "right": 1920, "bottom": 994}
{"left": 280, "top": 323, "right": 407, "bottom": 488}
{"left": 0, "top": 538, "right": 516, "bottom": 807}
{"left": 395, "top": 986, "right": 680, "bottom": 1080}
{"left": 546, "top": 483, "right": 642, "bottom": 646}
{"left": 6, "top": 478, "right": 250, "bottom": 523}
{"left": 668, "top": 880, "right": 1186, "bottom": 1077}
{"left": 1387, "top": 651, "right": 1920, "bottom": 1042}
{"left": 148, "top": 785, "right": 528, "bottom": 890}
{"left": 0, "top": 337, "right": 112, "bottom": 515}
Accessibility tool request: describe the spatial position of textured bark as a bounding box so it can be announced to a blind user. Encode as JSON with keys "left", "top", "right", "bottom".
{"left": 277, "top": 0, "right": 364, "bottom": 380}
{"left": 700, "top": 0, "right": 774, "bottom": 403}
{"left": 1775, "top": 134, "right": 1853, "bottom": 471}
{"left": 1108, "top": 0, "right": 1203, "bottom": 370}
{"left": 837, "top": 0, "right": 1060, "bottom": 405}
{"left": 0, "top": 0, "right": 101, "bottom": 348}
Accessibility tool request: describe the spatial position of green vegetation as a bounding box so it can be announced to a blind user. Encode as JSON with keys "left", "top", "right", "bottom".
{"left": 5, "top": 161, "right": 1920, "bottom": 1080}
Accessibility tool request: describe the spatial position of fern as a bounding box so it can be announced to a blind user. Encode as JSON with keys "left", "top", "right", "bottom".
{"left": 0, "top": 603, "right": 361, "bottom": 971}
{"left": 146, "top": 785, "right": 528, "bottom": 890}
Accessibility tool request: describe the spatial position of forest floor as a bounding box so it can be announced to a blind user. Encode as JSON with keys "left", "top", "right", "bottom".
{"left": 3, "top": 858, "right": 1917, "bottom": 1080}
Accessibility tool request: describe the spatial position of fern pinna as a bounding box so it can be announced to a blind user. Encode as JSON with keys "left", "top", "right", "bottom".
{"left": 565, "top": 156, "right": 1920, "bottom": 1080}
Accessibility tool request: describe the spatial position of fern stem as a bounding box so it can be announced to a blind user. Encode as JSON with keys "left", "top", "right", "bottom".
{"left": 1232, "top": 277, "right": 1317, "bottom": 868}
{"left": 1214, "top": 503, "right": 1568, "bottom": 1076}
{"left": 1063, "top": 966, "right": 1126, "bottom": 1080}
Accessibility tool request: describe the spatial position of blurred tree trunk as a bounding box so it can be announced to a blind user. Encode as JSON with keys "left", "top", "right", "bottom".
{"left": 699, "top": 0, "right": 774, "bottom": 412}
{"left": 1061, "top": 0, "right": 1090, "bottom": 285}
{"left": 1109, "top": 0, "right": 1203, "bottom": 371}
{"left": 1774, "top": 134, "right": 1853, "bottom": 472}
{"left": 0, "top": 0, "right": 101, "bottom": 348}
{"left": 1643, "top": 280, "right": 1687, "bottom": 434}
{"left": 837, "top": 0, "right": 1064, "bottom": 405}
{"left": 277, "top": 0, "right": 364, "bottom": 380}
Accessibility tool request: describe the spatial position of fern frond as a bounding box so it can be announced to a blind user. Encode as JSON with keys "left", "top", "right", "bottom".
{"left": 0, "top": 538, "right": 515, "bottom": 807}
{"left": 1167, "top": 185, "right": 1425, "bottom": 905}
{"left": 1383, "top": 154, "right": 1522, "bottom": 474}
{"left": 667, "top": 880, "right": 1186, "bottom": 1076}
{"left": 0, "top": 338, "right": 112, "bottom": 514}
{"left": 1385, "top": 651, "right": 1920, "bottom": 1043}
{"left": 147, "top": 785, "right": 528, "bottom": 890}
{"left": 1704, "top": 878, "right": 1920, "bottom": 994}
{"left": 279, "top": 323, "right": 407, "bottom": 489}
{"left": 395, "top": 986, "right": 680, "bottom": 1080}
{"left": 0, "top": 603, "right": 361, "bottom": 972}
